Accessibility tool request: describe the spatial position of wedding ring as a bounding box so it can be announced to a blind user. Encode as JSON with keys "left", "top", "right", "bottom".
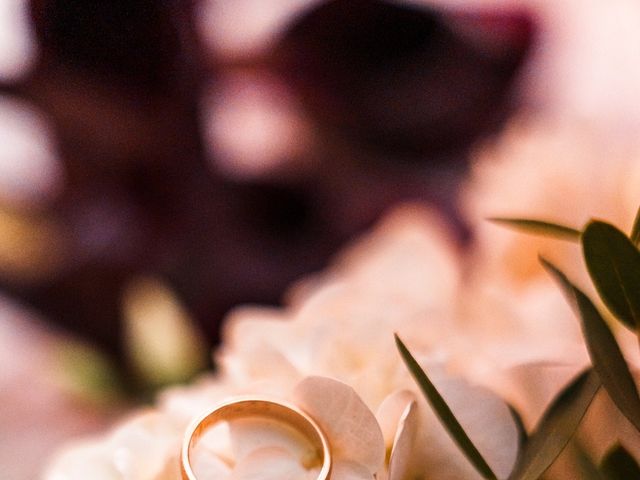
{"left": 181, "top": 396, "right": 332, "bottom": 479}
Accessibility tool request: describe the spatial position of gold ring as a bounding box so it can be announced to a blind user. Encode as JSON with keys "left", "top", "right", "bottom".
{"left": 180, "top": 396, "right": 332, "bottom": 479}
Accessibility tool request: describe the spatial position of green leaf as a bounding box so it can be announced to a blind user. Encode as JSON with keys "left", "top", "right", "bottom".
{"left": 582, "top": 221, "right": 640, "bottom": 330}
{"left": 541, "top": 258, "right": 640, "bottom": 432}
{"left": 631, "top": 205, "right": 640, "bottom": 246}
{"left": 487, "top": 218, "right": 581, "bottom": 241}
{"left": 573, "top": 443, "right": 606, "bottom": 480}
{"left": 395, "top": 334, "right": 498, "bottom": 480}
{"left": 57, "top": 340, "right": 125, "bottom": 406}
{"left": 601, "top": 444, "right": 640, "bottom": 479}
{"left": 507, "top": 369, "right": 600, "bottom": 480}
{"left": 509, "top": 404, "right": 529, "bottom": 454}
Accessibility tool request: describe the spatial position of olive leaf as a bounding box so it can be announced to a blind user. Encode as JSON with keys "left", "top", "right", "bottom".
{"left": 487, "top": 218, "right": 581, "bottom": 241}
{"left": 574, "top": 443, "right": 606, "bottom": 480}
{"left": 508, "top": 404, "right": 528, "bottom": 454}
{"left": 631, "top": 204, "right": 640, "bottom": 246}
{"left": 395, "top": 334, "right": 498, "bottom": 480}
{"left": 541, "top": 258, "right": 640, "bottom": 432}
{"left": 601, "top": 444, "right": 640, "bottom": 479}
{"left": 582, "top": 221, "right": 640, "bottom": 331}
{"left": 507, "top": 369, "right": 600, "bottom": 480}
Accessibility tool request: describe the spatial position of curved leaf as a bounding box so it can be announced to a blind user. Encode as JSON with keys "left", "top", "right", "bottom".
{"left": 631, "top": 205, "right": 640, "bottom": 246}
{"left": 508, "top": 405, "right": 528, "bottom": 454}
{"left": 574, "top": 443, "right": 606, "bottom": 480}
{"left": 487, "top": 218, "right": 581, "bottom": 241}
{"left": 541, "top": 258, "right": 640, "bottom": 432}
{"left": 395, "top": 334, "right": 497, "bottom": 480}
{"left": 507, "top": 369, "right": 600, "bottom": 480}
{"left": 601, "top": 444, "right": 640, "bottom": 479}
{"left": 582, "top": 221, "right": 640, "bottom": 330}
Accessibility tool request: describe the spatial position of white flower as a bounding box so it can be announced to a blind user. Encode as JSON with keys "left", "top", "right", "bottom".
{"left": 45, "top": 204, "right": 475, "bottom": 479}
{"left": 218, "top": 204, "right": 460, "bottom": 407}
{"left": 43, "top": 201, "right": 599, "bottom": 479}
{"left": 187, "top": 376, "right": 385, "bottom": 480}
{"left": 47, "top": 376, "right": 385, "bottom": 480}
{"left": 376, "top": 372, "right": 519, "bottom": 480}
{"left": 462, "top": 117, "right": 640, "bottom": 288}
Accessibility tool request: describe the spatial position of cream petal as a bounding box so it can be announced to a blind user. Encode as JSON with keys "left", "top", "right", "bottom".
{"left": 44, "top": 441, "right": 119, "bottom": 480}
{"left": 420, "top": 375, "right": 520, "bottom": 480}
{"left": 221, "top": 343, "right": 302, "bottom": 390}
{"left": 219, "top": 308, "right": 307, "bottom": 382}
{"left": 158, "top": 380, "right": 236, "bottom": 427}
{"left": 191, "top": 420, "right": 234, "bottom": 466}
{"left": 387, "top": 400, "right": 421, "bottom": 480}
{"left": 107, "top": 413, "right": 180, "bottom": 479}
{"left": 229, "top": 416, "right": 318, "bottom": 464}
{"left": 150, "top": 453, "right": 182, "bottom": 480}
{"left": 487, "top": 360, "right": 586, "bottom": 429}
{"left": 190, "top": 448, "right": 232, "bottom": 480}
{"left": 232, "top": 446, "right": 316, "bottom": 480}
{"left": 220, "top": 307, "right": 289, "bottom": 351}
{"left": 330, "top": 459, "right": 375, "bottom": 480}
{"left": 330, "top": 204, "right": 460, "bottom": 309}
{"left": 376, "top": 390, "right": 417, "bottom": 450}
{"left": 374, "top": 369, "right": 520, "bottom": 480}
{"left": 293, "top": 376, "right": 385, "bottom": 474}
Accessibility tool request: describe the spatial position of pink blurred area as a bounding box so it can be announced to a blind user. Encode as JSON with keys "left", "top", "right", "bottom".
{"left": 0, "top": 296, "right": 117, "bottom": 479}
{"left": 0, "top": 0, "right": 36, "bottom": 81}
{"left": 196, "top": 0, "right": 324, "bottom": 60}
{"left": 0, "top": 96, "right": 62, "bottom": 208}
{"left": 202, "top": 71, "right": 316, "bottom": 181}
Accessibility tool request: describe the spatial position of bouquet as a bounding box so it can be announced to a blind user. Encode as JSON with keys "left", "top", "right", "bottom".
{"left": 45, "top": 121, "right": 640, "bottom": 479}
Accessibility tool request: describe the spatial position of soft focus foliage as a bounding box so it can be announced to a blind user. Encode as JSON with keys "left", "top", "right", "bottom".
{"left": 122, "top": 276, "right": 209, "bottom": 389}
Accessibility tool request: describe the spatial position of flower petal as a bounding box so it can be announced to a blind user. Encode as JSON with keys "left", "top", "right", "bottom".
{"left": 376, "top": 390, "right": 417, "bottom": 450}
{"left": 420, "top": 375, "right": 520, "bottom": 480}
{"left": 377, "top": 371, "right": 519, "bottom": 480}
{"left": 293, "top": 376, "right": 385, "bottom": 474}
{"left": 387, "top": 400, "right": 421, "bottom": 480}
{"left": 191, "top": 448, "right": 232, "bottom": 480}
{"left": 232, "top": 446, "right": 316, "bottom": 480}
{"left": 192, "top": 422, "right": 234, "bottom": 470}
{"left": 229, "top": 416, "right": 318, "bottom": 464}
{"left": 331, "top": 459, "right": 375, "bottom": 480}
{"left": 108, "top": 413, "right": 180, "bottom": 480}
{"left": 489, "top": 360, "right": 586, "bottom": 428}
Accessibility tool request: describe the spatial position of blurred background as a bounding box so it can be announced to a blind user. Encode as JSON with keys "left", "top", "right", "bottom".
{"left": 1, "top": 0, "right": 639, "bottom": 478}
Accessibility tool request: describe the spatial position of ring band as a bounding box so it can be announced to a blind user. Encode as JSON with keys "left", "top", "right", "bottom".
{"left": 180, "top": 396, "right": 332, "bottom": 479}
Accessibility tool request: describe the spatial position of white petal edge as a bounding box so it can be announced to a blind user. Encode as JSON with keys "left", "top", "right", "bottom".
{"left": 232, "top": 446, "right": 316, "bottom": 480}
{"left": 293, "top": 376, "right": 385, "bottom": 474}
